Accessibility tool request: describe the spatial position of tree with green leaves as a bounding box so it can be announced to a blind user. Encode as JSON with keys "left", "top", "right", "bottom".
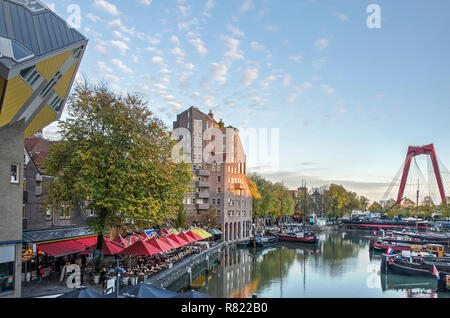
{"left": 359, "top": 196, "right": 370, "bottom": 212}
{"left": 369, "top": 201, "right": 383, "bottom": 213}
{"left": 43, "top": 81, "right": 190, "bottom": 250}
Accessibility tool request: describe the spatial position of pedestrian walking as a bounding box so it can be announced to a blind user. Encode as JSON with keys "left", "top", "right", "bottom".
{"left": 37, "top": 266, "right": 43, "bottom": 285}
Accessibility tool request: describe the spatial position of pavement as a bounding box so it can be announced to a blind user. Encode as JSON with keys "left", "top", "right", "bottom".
{"left": 21, "top": 273, "right": 104, "bottom": 298}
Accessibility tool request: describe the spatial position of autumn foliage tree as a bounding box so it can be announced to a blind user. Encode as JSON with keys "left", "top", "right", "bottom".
{"left": 43, "top": 81, "right": 190, "bottom": 249}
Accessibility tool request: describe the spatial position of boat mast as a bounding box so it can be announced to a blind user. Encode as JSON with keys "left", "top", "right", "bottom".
{"left": 280, "top": 181, "right": 284, "bottom": 233}
{"left": 416, "top": 178, "right": 419, "bottom": 232}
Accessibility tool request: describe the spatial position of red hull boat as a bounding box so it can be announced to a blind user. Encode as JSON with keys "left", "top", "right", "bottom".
{"left": 372, "top": 241, "right": 411, "bottom": 253}
{"left": 276, "top": 233, "right": 319, "bottom": 244}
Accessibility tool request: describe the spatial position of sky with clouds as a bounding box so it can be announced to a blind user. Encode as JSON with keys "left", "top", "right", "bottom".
{"left": 41, "top": 0, "right": 450, "bottom": 202}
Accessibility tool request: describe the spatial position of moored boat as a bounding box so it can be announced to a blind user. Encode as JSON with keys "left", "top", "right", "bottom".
{"left": 248, "top": 235, "right": 279, "bottom": 247}
{"left": 370, "top": 240, "right": 412, "bottom": 253}
{"left": 276, "top": 231, "right": 319, "bottom": 244}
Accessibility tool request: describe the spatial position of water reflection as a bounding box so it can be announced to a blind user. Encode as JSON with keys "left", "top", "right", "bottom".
{"left": 168, "top": 232, "right": 449, "bottom": 298}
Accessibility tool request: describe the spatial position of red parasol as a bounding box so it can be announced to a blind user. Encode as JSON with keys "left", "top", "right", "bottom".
{"left": 103, "top": 238, "right": 124, "bottom": 256}
{"left": 185, "top": 231, "right": 203, "bottom": 241}
{"left": 177, "top": 232, "right": 197, "bottom": 243}
{"left": 168, "top": 234, "right": 189, "bottom": 247}
{"left": 159, "top": 236, "right": 181, "bottom": 249}
{"left": 147, "top": 238, "right": 173, "bottom": 252}
{"left": 120, "top": 239, "right": 162, "bottom": 256}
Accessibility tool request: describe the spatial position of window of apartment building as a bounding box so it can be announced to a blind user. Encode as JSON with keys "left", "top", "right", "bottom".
{"left": 46, "top": 207, "right": 52, "bottom": 219}
{"left": 22, "top": 205, "right": 26, "bottom": 219}
{"left": 10, "top": 164, "right": 19, "bottom": 183}
{"left": 193, "top": 198, "right": 196, "bottom": 205}
{"left": 0, "top": 245, "right": 15, "bottom": 294}
{"left": 85, "top": 208, "right": 95, "bottom": 217}
{"left": 217, "top": 187, "right": 221, "bottom": 194}
{"left": 40, "top": 71, "right": 62, "bottom": 98}
{"left": 36, "top": 180, "right": 43, "bottom": 196}
{"left": 217, "top": 198, "right": 221, "bottom": 205}
{"left": 217, "top": 164, "right": 222, "bottom": 172}
{"left": 217, "top": 210, "right": 221, "bottom": 216}
{"left": 237, "top": 200, "right": 241, "bottom": 206}
{"left": 217, "top": 176, "right": 221, "bottom": 182}
{"left": 212, "top": 199, "right": 216, "bottom": 205}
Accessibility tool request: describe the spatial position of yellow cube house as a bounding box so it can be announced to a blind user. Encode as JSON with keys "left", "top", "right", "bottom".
{"left": 0, "top": 0, "right": 87, "bottom": 138}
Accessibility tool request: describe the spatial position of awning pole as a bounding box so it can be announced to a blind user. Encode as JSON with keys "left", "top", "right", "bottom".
{"left": 115, "top": 255, "right": 120, "bottom": 298}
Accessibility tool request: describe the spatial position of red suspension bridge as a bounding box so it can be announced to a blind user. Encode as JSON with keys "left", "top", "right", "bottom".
{"left": 382, "top": 144, "right": 450, "bottom": 206}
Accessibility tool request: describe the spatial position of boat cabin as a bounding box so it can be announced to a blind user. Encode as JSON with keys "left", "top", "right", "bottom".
{"left": 427, "top": 244, "right": 444, "bottom": 258}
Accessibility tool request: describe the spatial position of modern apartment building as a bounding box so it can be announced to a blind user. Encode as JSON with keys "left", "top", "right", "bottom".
{"left": 173, "top": 107, "right": 252, "bottom": 242}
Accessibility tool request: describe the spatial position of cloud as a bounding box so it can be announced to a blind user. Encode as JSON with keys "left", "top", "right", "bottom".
{"left": 189, "top": 38, "right": 208, "bottom": 56}
{"left": 227, "top": 23, "right": 245, "bottom": 37}
{"left": 171, "top": 47, "right": 186, "bottom": 58}
{"left": 94, "top": 44, "right": 108, "bottom": 55}
{"left": 98, "top": 61, "right": 112, "bottom": 73}
{"left": 178, "top": 5, "right": 191, "bottom": 17}
{"left": 283, "top": 74, "right": 292, "bottom": 86}
{"left": 170, "top": 35, "right": 181, "bottom": 46}
{"left": 210, "top": 63, "right": 228, "bottom": 84}
{"left": 94, "top": 0, "right": 120, "bottom": 16}
{"left": 204, "top": 0, "right": 215, "bottom": 16}
{"left": 242, "top": 68, "right": 259, "bottom": 86}
{"left": 315, "top": 38, "right": 329, "bottom": 51}
{"left": 320, "top": 84, "right": 335, "bottom": 95}
{"left": 109, "top": 19, "right": 135, "bottom": 35}
{"left": 221, "top": 35, "right": 244, "bottom": 63}
{"left": 140, "top": 0, "right": 152, "bottom": 5}
{"left": 289, "top": 55, "right": 303, "bottom": 63}
{"left": 86, "top": 13, "right": 102, "bottom": 23}
{"left": 312, "top": 59, "right": 327, "bottom": 69}
{"left": 110, "top": 40, "right": 129, "bottom": 54}
{"left": 240, "top": 0, "right": 254, "bottom": 11}
{"left": 260, "top": 75, "right": 279, "bottom": 87}
{"left": 264, "top": 25, "right": 279, "bottom": 32}
{"left": 111, "top": 59, "right": 133, "bottom": 73}
{"left": 334, "top": 12, "right": 349, "bottom": 21}
{"left": 251, "top": 41, "right": 265, "bottom": 52}
{"left": 285, "top": 93, "right": 297, "bottom": 103}
{"left": 152, "top": 56, "right": 167, "bottom": 67}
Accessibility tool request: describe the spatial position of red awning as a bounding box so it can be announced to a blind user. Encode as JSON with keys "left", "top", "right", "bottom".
{"left": 37, "top": 240, "right": 86, "bottom": 258}
{"left": 121, "top": 239, "right": 162, "bottom": 256}
{"left": 177, "top": 232, "right": 197, "bottom": 243}
{"left": 103, "top": 239, "right": 124, "bottom": 256}
{"left": 113, "top": 236, "right": 127, "bottom": 247}
{"left": 168, "top": 234, "right": 188, "bottom": 247}
{"left": 159, "top": 237, "right": 181, "bottom": 249}
{"left": 73, "top": 236, "right": 98, "bottom": 248}
{"left": 186, "top": 231, "right": 204, "bottom": 241}
{"left": 147, "top": 238, "right": 173, "bottom": 252}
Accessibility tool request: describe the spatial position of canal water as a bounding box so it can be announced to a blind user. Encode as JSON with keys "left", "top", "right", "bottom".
{"left": 167, "top": 231, "right": 449, "bottom": 298}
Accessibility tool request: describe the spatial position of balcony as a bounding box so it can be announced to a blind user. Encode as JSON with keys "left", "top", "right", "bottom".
{"left": 196, "top": 181, "right": 209, "bottom": 188}
{"left": 196, "top": 169, "right": 210, "bottom": 177}
{"left": 196, "top": 192, "right": 210, "bottom": 199}
{"left": 196, "top": 204, "right": 210, "bottom": 210}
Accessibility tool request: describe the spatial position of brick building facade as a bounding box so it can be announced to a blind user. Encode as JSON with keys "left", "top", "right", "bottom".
{"left": 173, "top": 107, "right": 252, "bottom": 242}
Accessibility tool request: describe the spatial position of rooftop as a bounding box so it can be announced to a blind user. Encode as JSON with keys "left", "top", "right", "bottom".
{"left": 0, "top": 0, "right": 87, "bottom": 70}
